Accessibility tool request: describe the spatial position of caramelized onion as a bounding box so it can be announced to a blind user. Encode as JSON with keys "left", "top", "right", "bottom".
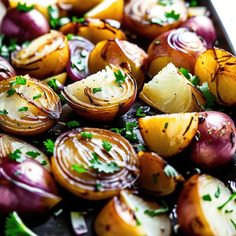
{"left": 0, "top": 133, "right": 51, "bottom": 171}
{"left": 123, "top": 0, "right": 187, "bottom": 39}
{"left": 0, "top": 56, "right": 16, "bottom": 81}
{"left": 51, "top": 128, "right": 140, "bottom": 200}
{"left": 11, "top": 30, "right": 69, "bottom": 79}
{"left": 148, "top": 27, "right": 207, "bottom": 76}
{"left": 62, "top": 66, "right": 137, "bottom": 122}
{"left": 0, "top": 75, "right": 61, "bottom": 136}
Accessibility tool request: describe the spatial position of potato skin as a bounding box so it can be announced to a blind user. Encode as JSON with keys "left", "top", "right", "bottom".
{"left": 177, "top": 174, "right": 214, "bottom": 236}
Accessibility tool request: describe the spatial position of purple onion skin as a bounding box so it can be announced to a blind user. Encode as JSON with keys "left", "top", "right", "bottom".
{"left": 0, "top": 159, "right": 61, "bottom": 215}
{"left": 0, "top": 56, "right": 16, "bottom": 81}
{"left": 0, "top": 8, "right": 50, "bottom": 43}
{"left": 182, "top": 16, "right": 216, "bottom": 48}
{"left": 66, "top": 36, "right": 94, "bottom": 82}
{"left": 191, "top": 111, "right": 236, "bottom": 169}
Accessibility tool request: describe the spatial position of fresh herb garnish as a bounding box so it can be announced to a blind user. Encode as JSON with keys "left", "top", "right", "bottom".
{"left": 202, "top": 194, "right": 212, "bottom": 201}
{"left": 33, "top": 94, "right": 41, "bottom": 100}
{"left": 218, "top": 192, "right": 236, "bottom": 210}
{"left": 93, "top": 87, "right": 102, "bottom": 94}
{"left": 72, "top": 164, "right": 87, "bottom": 174}
{"left": 18, "top": 107, "right": 28, "bottom": 112}
{"left": 136, "top": 107, "right": 146, "bottom": 117}
{"left": 67, "top": 120, "right": 80, "bottom": 128}
{"left": 41, "top": 160, "right": 47, "bottom": 166}
{"left": 58, "top": 93, "right": 67, "bottom": 104}
{"left": 5, "top": 211, "right": 37, "bottom": 236}
{"left": 144, "top": 202, "right": 169, "bottom": 217}
{"left": 215, "top": 186, "right": 221, "bottom": 198}
{"left": 47, "top": 79, "right": 58, "bottom": 91}
{"left": 7, "top": 76, "right": 27, "bottom": 96}
{"left": 225, "top": 209, "right": 233, "bottom": 214}
{"left": 163, "top": 164, "right": 179, "bottom": 177}
{"left": 71, "top": 57, "right": 85, "bottom": 71}
{"left": 66, "top": 34, "right": 74, "bottom": 40}
{"left": 43, "top": 139, "right": 55, "bottom": 154}
{"left": 0, "top": 34, "right": 19, "bottom": 58}
{"left": 114, "top": 70, "right": 126, "bottom": 85}
{"left": 89, "top": 152, "right": 120, "bottom": 174}
{"left": 26, "top": 151, "right": 40, "bottom": 159}
{"left": 230, "top": 219, "right": 236, "bottom": 230}
{"left": 197, "top": 82, "right": 216, "bottom": 109}
{"left": 179, "top": 68, "right": 200, "bottom": 86}
{"left": 80, "top": 132, "right": 93, "bottom": 139}
{"left": 158, "top": 0, "right": 174, "bottom": 6}
{"left": 9, "top": 149, "right": 25, "bottom": 163}
{"left": 72, "top": 16, "right": 85, "bottom": 23}
{"left": 190, "top": 0, "right": 198, "bottom": 7}
{"left": 16, "top": 2, "right": 34, "bottom": 12}
{"left": 102, "top": 140, "right": 112, "bottom": 152}
{"left": 48, "top": 5, "right": 70, "bottom": 28}
{"left": 165, "top": 10, "right": 180, "bottom": 21}
{"left": 7, "top": 88, "right": 15, "bottom": 97}
{"left": 0, "top": 109, "right": 8, "bottom": 115}
{"left": 136, "top": 218, "right": 141, "bottom": 226}
{"left": 95, "top": 182, "right": 102, "bottom": 191}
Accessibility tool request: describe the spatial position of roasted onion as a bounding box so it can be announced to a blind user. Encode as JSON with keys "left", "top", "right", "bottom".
{"left": 51, "top": 128, "right": 140, "bottom": 200}
{"left": 148, "top": 27, "right": 207, "bottom": 76}
{"left": 123, "top": 0, "right": 187, "bottom": 39}
{"left": 0, "top": 56, "right": 16, "bottom": 81}
{"left": 88, "top": 39, "right": 147, "bottom": 89}
{"left": 66, "top": 36, "right": 94, "bottom": 82}
{"left": 0, "top": 7, "right": 50, "bottom": 42}
{"left": 0, "top": 133, "right": 51, "bottom": 171}
{"left": 62, "top": 66, "right": 137, "bottom": 122}
{"left": 60, "top": 18, "right": 126, "bottom": 44}
{"left": 11, "top": 30, "right": 69, "bottom": 80}
{"left": 0, "top": 157, "right": 61, "bottom": 215}
{"left": 0, "top": 75, "right": 61, "bottom": 136}
{"left": 190, "top": 111, "right": 236, "bottom": 169}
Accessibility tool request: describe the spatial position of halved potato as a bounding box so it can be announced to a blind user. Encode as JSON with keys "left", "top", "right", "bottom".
{"left": 138, "top": 113, "right": 199, "bottom": 158}
{"left": 95, "top": 190, "right": 171, "bottom": 236}
{"left": 177, "top": 174, "right": 236, "bottom": 236}
{"left": 88, "top": 39, "right": 147, "bottom": 89}
{"left": 195, "top": 48, "right": 236, "bottom": 106}
{"left": 60, "top": 18, "right": 126, "bottom": 44}
{"left": 138, "top": 151, "right": 184, "bottom": 196}
{"left": 85, "top": 0, "right": 124, "bottom": 22}
{"left": 140, "top": 63, "right": 205, "bottom": 113}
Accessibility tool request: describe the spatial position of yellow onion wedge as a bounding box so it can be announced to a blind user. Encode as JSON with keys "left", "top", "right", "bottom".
{"left": 95, "top": 190, "right": 171, "bottom": 236}
{"left": 148, "top": 27, "right": 207, "bottom": 76}
{"left": 0, "top": 75, "right": 61, "bottom": 136}
{"left": 123, "top": 0, "right": 187, "bottom": 39}
{"left": 11, "top": 30, "right": 69, "bottom": 80}
{"left": 51, "top": 128, "right": 140, "bottom": 200}
{"left": 62, "top": 66, "right": 137, "bottom": 122}
{"left": 140, "top": 63, "right": 205, "bottom": 113}
{"left": 0, "top": 133, "right": 51, "bottom": 171}
{"left": 60, "top": 18, "right": 126, "bottom": 44}
{"left": 88, "top": 39, "right": 147, "bottom": 89}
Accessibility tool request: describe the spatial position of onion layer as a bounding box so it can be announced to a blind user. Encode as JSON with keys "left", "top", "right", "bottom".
{"left": 0, "top": 56, "right": 16, "bottom": 81}
{"left": 62, "top": 66, "right": 137, "bottom": 122}
{"left": 148, "top": 27, "right": 207, "bottom": 76}
{"left": 123, "top": 0, "right": 187, "bottom": 39}
{"left": 51, "top": 128, "right": 140, "bottom": 200}
{"left": 0, "top": 75, "right": 61, "bottom": 136}
{"left": 11, "top": 30, "right": 69, "bottom": 80}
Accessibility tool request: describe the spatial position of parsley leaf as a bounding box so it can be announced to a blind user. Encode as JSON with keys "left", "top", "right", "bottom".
{"left": 102, "top": 140, "right": 112, "bottom": 152}
{"left": 93, "top": 87, "right": 102, "bottom": 93}
{"left": 136, "top": 107, "right": 146, "bottom": 117}
{"left": 197, "top": 82, "right": 216, "bottom": 109}
{"left": 214, "top": 186, "right": 221, "bottom": 198}
{"left": 114, "top": 70, "right": 126, "bottom": 85}
{"left": 230, "top": 219, "right": 236, "bottom": 230}
{"left": 144, "top": 202, "right": 169, "bottom": 217}
{"left": 0, "top": 109, "right": 8, "bottom": 115}
{"left": 5, "top": 211, "right": 37, "bottom": 236}
{"left": 47, "top": 79, "right": 58, "bottom": 91}
{"left": 18, "top": 107, "right": 28, "bottom": 112}
{"left": 41, "top": 160, "right": 47, "bottom": 166}
{"left": 72, "top": 164, "right": 87, "bottom": 174}
{"left": 89, "top": 152, "right": 120, "bottom": 173}
{"left": 7, "top": 88, "right": 15, "bottom": 97}
{"left": 66, "top": 120, "right": 80, "bottom": 128}
{"left": 165, "top": 10, "right": 180, "bottom": 21}
{"left": 80, "top": 132, "right": 93, "bottom": 139}
{"left": 33, "top": 94, "right": 41, "bottom": 100}
{"left": 158, "top": 0, "right": 174, "bottom": 6}
{"left": 16, "top": 2, "right": 34, "bottom": 12}
{"left": 72, "top": 16, "right": 85, "bottom": 23}
{"left": 43, "top": 139, "right": 55, "bottom": 154}
{"left": 179, "top": 67, "right": 200, "bottom": 86}
{"left": 190, "top": 0, "right": 198, "bottom": 7}
{"left": 9, "top": 149, "right": 25, "bottom": 163}
{"left": 218, "top": 192, "right": 236, "bottom": 210}
{"left": 95, "top": 182, "right": 102, "bottom": 191}
{"left": 202, "top": 194, "right": 212, "bottom": 201}
{"left": 26, "top": 151, "right": 40, "bottom": 159}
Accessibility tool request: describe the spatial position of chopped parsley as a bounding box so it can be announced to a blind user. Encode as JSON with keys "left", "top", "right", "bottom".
{"left": 16, "top": 2, "right": 34, "bottom": 12}
{"left": 0, "top": 34, "right": 18, "bottom": 58}
{"left": 48, "top": 5, "right": 70, "bottom": 28}
{"left": 114, "top": 70, "right": 126, "bottom": 85}
{"left": 72, "top": 164, "right": 87, "bottom": 174}
{"left": 67, "top": 120, "right": 80, "bottom": 128}
{"left": 43, "top": 139, "right": 55, "bottom": 154}
{"left": 7, "top": 76, "right": 27, "bottom": 96}
{"left": 0, "top": 109, "right": 8, "bottom": 115}
{"left": 93, "top": 87, "right": 102, "bottom": 94}
{"left": 26, "top": 151, "right": 40, "bottom": 159}
{"left": 18, "top": 107, "right": 28, "bottom": 112}
{"left": 95, "top": 182, "right": 102, "bottom": 191}
{"left": 33, "top": 94, "right": 41, "bottom": 100}
{"left": 102, "top": 140, "right": 112, "bottom": 152}
{"left": 135, "top": 107, "right": 146, "bottom": 117}
{"left": 190, "top": 0, "right": 198, "bottom": 7}
{"left": 89, "top": 152, "right": 120, "bottom": 174}
{"left": 202, "top": 194, "right": 212, "bottom": 201}
{"left": 158, "top": 0, "right": 174, "bottom": 6}
{"left": 179, "top": 67, "right": 200, "bottom": 86}
{"left": 214, "top": 186, "right": 221, "bottom": 198}
{"left": 5, "top": 211, "right": 37, "bottom": 236}
{"left": 72, "top": 16, "right": 85, "bottom": 23}
{"left": 80, "top": 132, "right": 93, "bottom": 139}
{"left": 41, "top": 160, "right": 47, "bottom": 166}
{"left": 218, "top": 192, "right": 236, "bottom": 210}
{"left": 9, "top": 149, "right": 25, "bottom": 163}
{"left": 165, "top": 10, "right": 180, "bottom": 21}
{"left": 47, "top": 79, "right": 58, "bottom": 91}
{"left": 7, "top": 88, "right": 15, "bottom": 97}
{"left": 197, "top": 82, "right": 216, "bottom": 109}
{"left": 230, "top": 219, "right": 236, "bottom": 230}
{"left": 66, "top": 34, "right": 74, "bottom": 40}
{"left": 144, "top": 202, "right": 169, "bottom": 217}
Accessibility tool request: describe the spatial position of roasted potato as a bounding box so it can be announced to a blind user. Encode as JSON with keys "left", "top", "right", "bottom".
{"left": 195, "top": 48, "right": 236, "bottom": 106}
{"left": 95, "top": 190, "right": 171, "bottom": 236}
{"left": 138, "top": 152, "right": 184, "bottom": 196}
{"left": 140, "top": 63, "right": 205, "bottom": 113}
{"left": 177, "top": 174, "right": 236, "bottom": 236}
{"left": 138, "top": 113, "right": 199, "bottom": 158}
